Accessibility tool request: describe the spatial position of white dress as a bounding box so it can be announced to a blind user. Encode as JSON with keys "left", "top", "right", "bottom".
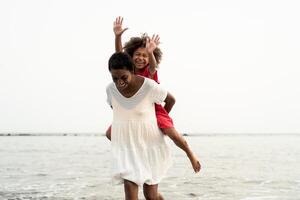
{"left": 106, "top": 77, "right": 172, "bottom": 186}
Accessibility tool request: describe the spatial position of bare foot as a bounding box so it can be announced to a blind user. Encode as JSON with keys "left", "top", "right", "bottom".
{"left": 158, "top": 193, "right": 164, "bottom": 200}
{"left": 188, "top": 153, "right": 201, "bottom": 173}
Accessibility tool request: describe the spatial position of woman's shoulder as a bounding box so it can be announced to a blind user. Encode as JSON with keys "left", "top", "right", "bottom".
{"left": 143, "top": 77, "right": 158, "bottom": 87}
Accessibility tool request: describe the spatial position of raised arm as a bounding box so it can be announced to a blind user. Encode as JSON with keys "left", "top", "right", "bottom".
{"left": 113, "top": 16, "right": 128, "bottom": 52}
{"left": 163, "top": 92, "right": 176, "bottom": 113}
{"left": 146, "top": 34, "right": 160, "bottom": 75}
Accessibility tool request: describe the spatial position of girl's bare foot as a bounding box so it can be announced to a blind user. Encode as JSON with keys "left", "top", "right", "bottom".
{"left": 158, "top": 193, "right": 164, "bottom": 200}
{"left": 188, "top": 153, "right": 201, "bottom": 173}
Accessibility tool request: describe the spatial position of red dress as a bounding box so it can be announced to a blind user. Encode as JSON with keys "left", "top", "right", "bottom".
{"left": 136, "top": 66, "right": 174, "bottom": 129}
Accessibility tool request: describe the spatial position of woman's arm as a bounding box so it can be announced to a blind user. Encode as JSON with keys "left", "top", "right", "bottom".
{"left": 163, "top": 92, "right": 176, "bottom": 113}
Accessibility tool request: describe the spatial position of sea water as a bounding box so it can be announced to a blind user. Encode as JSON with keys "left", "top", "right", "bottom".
{"left": 0, "top": 134, "right": 299, "bottom": 200}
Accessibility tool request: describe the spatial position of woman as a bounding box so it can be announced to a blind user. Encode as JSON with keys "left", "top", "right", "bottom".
{"left": 106, "top": 52, "right": 200, "bottom": 200}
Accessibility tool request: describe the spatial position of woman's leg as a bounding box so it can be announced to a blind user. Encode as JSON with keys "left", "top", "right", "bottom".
{"left": 143, "top": 183, "right": 164, "bottom": 200}
{"left": 161, "top": 127, "right": 201, "bottom": 173}
{"left": 124, "top": 179, "right": 138, "bottom": 200}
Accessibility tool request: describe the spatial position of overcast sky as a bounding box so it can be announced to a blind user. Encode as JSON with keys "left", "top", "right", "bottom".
{"left": 0, "top": 0, "right": 299, "bottom": 134}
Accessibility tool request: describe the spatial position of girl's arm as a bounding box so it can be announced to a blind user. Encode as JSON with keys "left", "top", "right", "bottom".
{"left": 113, "top": 16, "right": 128, "bottom": 52}
{"left": 115, "top": 36, "right": 122, "bottom": 52}
{"left": 148, "top": 51, "right": 157, "bottom": 75}
{"left": 146, "top": 35, "right": 160, "bottom": 75}
{"left": 163, "top": 92, "right": 176, "bottom": 113}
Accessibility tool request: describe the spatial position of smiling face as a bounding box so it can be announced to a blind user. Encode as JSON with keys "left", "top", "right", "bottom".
{"left": 110, "top": 69, "right": 133, "bottom": 92}
{"left": 132, "top": 47, "right": 149, "bottom": 70}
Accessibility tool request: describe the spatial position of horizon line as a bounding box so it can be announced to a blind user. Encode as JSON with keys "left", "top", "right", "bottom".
{"left": 0, "top": 132, "right": 299, "bottom": 137}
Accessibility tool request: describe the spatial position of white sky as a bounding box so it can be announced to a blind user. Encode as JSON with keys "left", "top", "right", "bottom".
{"left": 0, "top": 0, "right": 300, "bottom": 134}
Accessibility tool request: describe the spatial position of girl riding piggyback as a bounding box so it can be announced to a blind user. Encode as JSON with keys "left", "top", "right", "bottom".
{"left": 106, "top": 16, "right": 201, "bottom": 173}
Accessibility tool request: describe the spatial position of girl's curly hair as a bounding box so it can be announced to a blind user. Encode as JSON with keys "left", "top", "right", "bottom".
{"left": 123, "top": 33, "right": 162, "bottom": 64}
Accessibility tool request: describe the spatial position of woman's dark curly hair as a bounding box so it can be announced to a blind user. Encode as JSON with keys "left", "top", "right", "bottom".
{"left": 123, "top": 33, "right": 163, "bottom": 64}
{"left": 108, "top": 52, "right": 134, "bottom": 72}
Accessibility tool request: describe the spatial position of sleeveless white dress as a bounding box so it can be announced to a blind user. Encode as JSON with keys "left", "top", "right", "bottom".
{"left": 106, "top": 77, "right": 172, "bottom": 186}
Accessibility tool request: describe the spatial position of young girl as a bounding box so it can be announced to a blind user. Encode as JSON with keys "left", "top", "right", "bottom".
{"left": 106, "top": 16, "right": 201, "bottom": 173}
{"left": 107, "top": 52, "right": 181, "bottom": 199}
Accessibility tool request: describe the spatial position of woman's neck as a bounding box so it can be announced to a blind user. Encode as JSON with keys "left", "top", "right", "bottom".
{"left": 126, "top": 75, "right": 138, "bottom": 91}
{"left": 121, "top": 75, "right": 144, "bottom": 97}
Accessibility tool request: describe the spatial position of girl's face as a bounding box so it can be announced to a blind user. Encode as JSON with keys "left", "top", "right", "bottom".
{"left": 110, "top": 69, "right": 133, "bottom": 92}
{"left": 132, "top": 47, "right": 149, "bottom": 70}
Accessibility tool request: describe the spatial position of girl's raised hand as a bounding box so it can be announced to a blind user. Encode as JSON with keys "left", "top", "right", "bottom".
{"left": 113, "top": 16, "right": 128, "bottom": 36}
{"left": 146, "top": 34, "right": 160, "bottom": 54}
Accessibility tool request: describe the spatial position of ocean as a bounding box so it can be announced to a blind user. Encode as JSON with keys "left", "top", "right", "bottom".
{"left": 0, "top": 134, "right": 299, "bottom": 200}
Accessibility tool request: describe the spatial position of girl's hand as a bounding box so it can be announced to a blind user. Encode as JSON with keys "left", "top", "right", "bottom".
{"left": 146, "top": 34, "right": 160, "bottom": 54}
{"left": 113, "top": 16, "right": 128, "bottom": 36}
